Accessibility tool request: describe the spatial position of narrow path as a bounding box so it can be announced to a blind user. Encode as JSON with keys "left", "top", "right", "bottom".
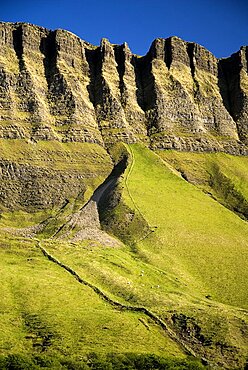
{"left": 37, "top": 241, "right": 201, "bottom": 360}
{"left": 124, "top": 144, "right": 145, "bottom": 222}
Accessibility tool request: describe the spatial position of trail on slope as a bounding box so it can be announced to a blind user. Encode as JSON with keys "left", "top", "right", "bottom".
{"left": 37, "top": 241, "right": 200, "bottom": 360}
{"left": 36, "top": 144, "right": 213, "bottom": 364}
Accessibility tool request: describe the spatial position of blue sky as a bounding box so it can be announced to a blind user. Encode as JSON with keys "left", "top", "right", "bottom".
{"left": 1, "top": 0, "right": 248, "bottom": 58}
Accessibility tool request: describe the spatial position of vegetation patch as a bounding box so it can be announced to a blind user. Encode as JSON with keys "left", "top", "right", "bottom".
{"left": 0, "top": 352, "right": 206, "bottom": 369}
{"left": 156, "top": 150, "right": 248, "bottom": 219}
{"left": 0, "top": 144, "right": 248, "bottom": 368}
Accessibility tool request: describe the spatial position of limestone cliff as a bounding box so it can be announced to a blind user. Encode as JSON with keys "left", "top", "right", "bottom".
{"left": 0, "top": 22, "right": 248, "bottom": 210}
{"left": 0, "top": 22, "right": 247, "bottom": 152}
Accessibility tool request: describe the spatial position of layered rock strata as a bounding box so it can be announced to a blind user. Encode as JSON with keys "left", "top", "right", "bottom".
{"left": 0, "top": 22, "right": 248, "bottom": 210}
{"left": 0, "top": 22, "right": 248, "bottom": 153}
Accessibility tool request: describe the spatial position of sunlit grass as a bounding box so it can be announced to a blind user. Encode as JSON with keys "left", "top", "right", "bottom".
{"left": 0, "top": 234, "right": 184, "bottom": 359}
{"left": 125, "top": 145, "right": 248, "bottom": 309}
{"left": 1, "top": 143, "right": 248, "bottom": 367}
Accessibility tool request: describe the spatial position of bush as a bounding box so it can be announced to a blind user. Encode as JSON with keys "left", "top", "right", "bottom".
{"left": 0, "top": 353, "right": 206, "bottom": 370}
{"left": 4, "top": 354, "right": 37, "bottom": 370}
{"left": 86, "top": 353, "right": 205, "bottom": 370}
{"left": 33, "top": 354, "right": 62, "bottom": 368}
{"left": 60, "top": 358, "right": 90, "bottom": 370}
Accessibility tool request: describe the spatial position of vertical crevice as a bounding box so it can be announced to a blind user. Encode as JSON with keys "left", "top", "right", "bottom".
{"left": 135, "top": 53, "right": 156, "bottom": 112}
{"left": 219, "top": 55, "right": 243, "bottom": 121}
{"left": 12, "top": 25, "right": 25, "bottom": 70}
{"left": 114, "top": 45, "right": 126, "bottom": 106}
{"left": 85, "top": 47, "right": 102, "bottom": 109}
{"left": 187, "top": 42, "right": 201, "bottom": 99}
{"left": 40, "top": 30, "right": 76, "bottom": 119}
{"left": 217, "top": 59, "right": 232, "bottom": 117}
{"left": 219, "top": 53, "right": 245, "bottom": 142}
{"left": 164, "top": 38, "right": 172, "bottom": 70}
{"left": 186, "top": 42, "right": 196, "bottom": 79}
{"left": 84, "top": 46, "right": 107, "bottom": 145}
{"left": 12, "top": 25, "right": 40, "bottom": 118}
{"left": 40, "top": 31, "right": 57, "bottom": 90}
{"left": 131, "top": 55, "right": 146, "bottom": 112}
{"left": 134, "top": 51, "right": 158, "bottom": 136}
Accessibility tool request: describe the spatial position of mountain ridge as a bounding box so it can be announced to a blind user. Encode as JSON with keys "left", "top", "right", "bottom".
{"left": 0, "top": 23, "right": 248, "bottom": 368}
{"left": 0, "top": 22, "right": 247, "bottom": 154}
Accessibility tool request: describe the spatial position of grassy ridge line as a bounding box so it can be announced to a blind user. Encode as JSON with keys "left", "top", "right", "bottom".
{"left": 123, "top": 144, "right": 157, "bottom": 245}
{"left": 124, "top": 144, "right": 150, "bottom": 225}
{"left": 124, "top": 144, "right": 142, "bottom": 218}
{"left": 38, "top": 241, "right": 202, "bottom": 361}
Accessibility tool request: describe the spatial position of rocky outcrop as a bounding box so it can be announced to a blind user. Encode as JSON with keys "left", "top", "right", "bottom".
{"left": 144, "top": 38, "right": 238, "bottom": 145}
{"left": 0, "top": 23, "right": 105, "bottom": 143}
{"left": 219, "top": 46, "right": 248, "bottom": 145}
{"left": 0, "top": 22, "right": 247, "bottom": 154}
{"left": 0, "top": 140, "right": 112, "bottom": 210}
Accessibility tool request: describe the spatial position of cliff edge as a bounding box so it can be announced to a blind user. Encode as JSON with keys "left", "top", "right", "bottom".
{"left": 0, "top": 22, "right": 247, "bottom": 154}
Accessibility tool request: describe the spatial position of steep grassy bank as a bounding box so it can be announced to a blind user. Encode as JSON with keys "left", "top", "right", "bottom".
{"left": 0, "top": 232, "right": 186, "bottom": 359}
{"left": 157, "top": 150, "right": 248, "bottom": 220}
{"left": 125, "top": 145, "right": 248, "bottom": 309}
{"left": 0, "top": 144, "right": 248, "bottom": 368}
{"left": 28, "top": 144, "right": 248, "bottom": 368}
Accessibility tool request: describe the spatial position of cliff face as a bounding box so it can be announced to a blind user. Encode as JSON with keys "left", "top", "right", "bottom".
{"left": 0, "top": 22, "right": 248, "bottom": 210}
{"left": 0, "top": 22, "right": 247, "bottom": 152}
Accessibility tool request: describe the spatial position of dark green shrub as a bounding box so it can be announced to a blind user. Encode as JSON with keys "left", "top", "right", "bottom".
{"left": 60, "top": 358, "right": 89, "bottom": 370}
{"left": 86, "top": 353, "right": 205, "bottom": 370}
{"left": 0, "top": 355, "right": 7, "bottom": 369}
{"left": 0, "top": 353, "right": 206, "bottom": 370}
{"left": 32, "top": 354, "right": 62, "bottom": 368}
{"left": 5, "top": 354, "right": 37, "bottom": 370}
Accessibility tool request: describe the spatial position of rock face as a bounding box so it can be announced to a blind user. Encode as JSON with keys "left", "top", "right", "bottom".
{"left": 0, "top": 22, "right": 247, "bottom": 153}
{"left": 0, "top": 139, "right": 113, "bottom": 211}
{"left": 0, "top": 22, "right": 248, "bottom": 210}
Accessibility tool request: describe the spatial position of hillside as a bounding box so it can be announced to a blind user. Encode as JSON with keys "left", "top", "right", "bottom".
{"left": 0, "top": 22, "right": 248, "bottom": 151}
{"left": 0, "top": 22, "right": 248, "bottom": 369}
{"left": 0, "top": 22, "right": 248, "bottom": 211}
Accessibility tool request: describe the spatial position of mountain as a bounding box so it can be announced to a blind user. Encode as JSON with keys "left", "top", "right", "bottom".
{"left": 0, "top": 22, "right": 248, "bottom": 149}
{"left": 0, "top": 22, "right": 247, "bottom": 369}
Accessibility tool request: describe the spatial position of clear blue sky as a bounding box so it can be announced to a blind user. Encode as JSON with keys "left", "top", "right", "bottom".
{"left": 1, "top": 0, "right": 248, "bottom": 58}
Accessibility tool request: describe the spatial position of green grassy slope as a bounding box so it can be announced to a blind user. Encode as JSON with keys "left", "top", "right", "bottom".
{"left": 0, "top": 143, "right": 248, "bottom": 368}
{"left": 0, "top": 232, "right": 185, "bottom": 360}
{"left": 28, "top": 144, "right": 248, "bottom": 368}
{"left": 125, "top": 145, "right": 248, "bottom": 309}
{"left": 0, "top": 139, "right": 110, "bottom": 172}
{"left": 157, "top": 150, "right": 248, "bottom": 219}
